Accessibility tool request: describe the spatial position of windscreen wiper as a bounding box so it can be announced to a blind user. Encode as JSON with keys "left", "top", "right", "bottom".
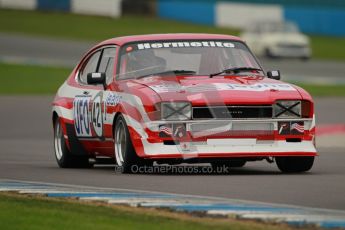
{"left": 136, "top": 70, "right": 196, "bottom": 79}
{"left": 209, "top": 67, "right": 262, "bottom": 78}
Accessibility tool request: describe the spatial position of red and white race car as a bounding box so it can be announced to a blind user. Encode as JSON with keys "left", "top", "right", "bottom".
{"left": 52, "top": 34, "right": 317, "bottom": 173}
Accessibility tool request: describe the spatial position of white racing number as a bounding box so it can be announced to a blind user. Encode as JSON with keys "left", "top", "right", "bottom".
{"left": 73, "top": 96, "right": 92, "bottom": 137}
{"left": 74, "top": 92, "right": 120, "bottom": 138}
{"left": 91, "top": 93, "right": 103, "bottom": 137}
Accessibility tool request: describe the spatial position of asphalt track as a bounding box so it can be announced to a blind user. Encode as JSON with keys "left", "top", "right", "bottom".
{"left": 0, "top": 96, "right": 345, "bottom": 211}
{"left": 1, "top": 32, "right": 345, "bottom": 212}
{"left": 1, "top": 32, "right": 345, "bottom": 84}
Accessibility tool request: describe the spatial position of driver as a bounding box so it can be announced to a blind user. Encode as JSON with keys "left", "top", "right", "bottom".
{"left": 126, "top": 49, "right": 166, "bottom": 77}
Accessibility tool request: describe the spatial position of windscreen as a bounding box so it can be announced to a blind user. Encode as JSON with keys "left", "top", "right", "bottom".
{"left": 117, "top": 40, "right": 261, "bottom": 79}
{"left": 262, "top": 22, "right": 299, "bottom": 33}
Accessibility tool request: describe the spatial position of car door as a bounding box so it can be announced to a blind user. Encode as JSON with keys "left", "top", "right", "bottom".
{"left": 73, "top": 46, "right": 117, "bottom": 140}
{"left": 95, "top": 47, "right": 117, "bottom": 140}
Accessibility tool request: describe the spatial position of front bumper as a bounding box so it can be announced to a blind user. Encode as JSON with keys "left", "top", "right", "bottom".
{"left": 269, "top": 45, "right": 311, "bottom": 58}
{"left": 130, "top": 118, "right": 317, "bottom": 159}
{"left": 139, "top": 139, "right": 316, "bottom": 159}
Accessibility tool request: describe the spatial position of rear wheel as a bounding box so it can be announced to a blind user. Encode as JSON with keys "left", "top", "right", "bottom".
{"left": 54, "top": 118, "right": 90, "bottom": 168}
{"left": 276, "top": 156, "right": 314, "bottom": 173}
{"left": 114, "top": 115, "right": 152, "bottom": 173}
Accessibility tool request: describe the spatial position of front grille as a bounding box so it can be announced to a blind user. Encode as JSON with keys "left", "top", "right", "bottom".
{"left": 192, "top": 106, "right": 272, "bottom": 119}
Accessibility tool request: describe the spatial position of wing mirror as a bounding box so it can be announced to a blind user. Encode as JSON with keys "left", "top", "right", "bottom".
{"left": 267, "top": 70, "right": 281, "bottom": 80}
{"left": 87, "top": 72, "right": 106, "bottom": 89}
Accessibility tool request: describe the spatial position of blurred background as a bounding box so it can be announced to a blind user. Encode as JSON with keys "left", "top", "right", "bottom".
{"left": 1, "top": 1, "right": 345, "bottom": 225}
{"left": 0, "top": 0, "right": 345, "bottom": 86}
{"left": 1, "top": 0, "right": 344, "bottom": 141}
{"left": 0, "top": 0, "right": 344, "bottom": 136}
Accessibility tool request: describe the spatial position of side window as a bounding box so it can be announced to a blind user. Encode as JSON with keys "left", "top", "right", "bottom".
{"left": 79, "top": 51, "right": 101, "bottom": 84}
{"left": 98, "top": 47, "right": 116, "bottom": 84}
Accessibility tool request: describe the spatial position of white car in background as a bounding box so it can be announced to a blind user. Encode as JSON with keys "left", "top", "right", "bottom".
{"left": 241, "top": 21, "right": 311, "bottom": 60}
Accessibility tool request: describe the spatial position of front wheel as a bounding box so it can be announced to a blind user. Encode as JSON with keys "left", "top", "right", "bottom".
{"left": 276, "top": 156, "right": 314, "bottom": 173}
{"left": 114, "top": 115, "right": 152, "bottom": 173}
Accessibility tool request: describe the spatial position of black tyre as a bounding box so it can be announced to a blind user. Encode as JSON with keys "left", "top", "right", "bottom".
{"left": 54, "top": 118, "right": 90, "bottom": 168}
{"left": 301, "top": 56, "right": 310, "bottom": 61}
{"left": 229, "top": 160, "right": 246, "bottom": 168}
{"left": 211, "top": 160, "right": 246, "bottom": 169}
{"left": 114, "top": 114, "right": 152, "bottom": 173}
{"left": 276, "top": 156, "right": 314, "bottom": 173}
{"left": 265, "top": 48, "right": 274, "bottom": 58}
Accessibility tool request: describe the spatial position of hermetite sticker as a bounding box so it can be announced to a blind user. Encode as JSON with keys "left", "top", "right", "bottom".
{"left": 137, "top": 41, "right": 235, "bottom": 50}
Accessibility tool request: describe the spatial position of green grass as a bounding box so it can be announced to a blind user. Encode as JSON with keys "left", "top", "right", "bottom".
{"left": 0, "top": 63, "right": 70, "bottom": 94}
{"left": 310, "top": 36, "right": 345, "bottom": 60}
{"left": 0, "top": 9, "right": 239, "bottom": 42}
{"left": 0, "top": 193, "right": 292, "bottom": 230}
{"left": 1, "top": 62, "right": 345, "bottom": 96}
{"left": 295, "top": 83, "right": 345, "bottom": 97}
{"left": 1, "top": 9, "right": 345, "bottom": 60}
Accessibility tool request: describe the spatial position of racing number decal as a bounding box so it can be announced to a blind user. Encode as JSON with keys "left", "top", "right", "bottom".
{"left": 91, "top": 93, "right": 103, "bottom": 137}
{"left": 73, "top": 96, "right": 92, "bottom": 137}
{"left": 74, "top": 92, "right": 113, "bottom": 138}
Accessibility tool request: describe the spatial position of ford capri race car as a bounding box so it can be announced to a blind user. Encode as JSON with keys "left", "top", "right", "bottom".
{"left": 52, "top": 34, "right": 317, "bottom": 173}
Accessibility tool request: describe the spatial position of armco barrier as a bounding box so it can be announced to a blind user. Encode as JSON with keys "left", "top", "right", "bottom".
{"left": 157, "top": 0, "right": 345, "bottom": 36}
{"left": 37, "top": 0, "right": 70, "bottom": 11}
{"left": 216, "top": 2, "right": 283, "bottom": 29}
{"left": 158, "top": 0, "right": 215, "bottom": 25}
{"left": 0, "top": 0, "right": 36, "bottom": 10}
{"left": 71, "top": 0, "right": 121, "bottom": 17}
{"left": 0, "top": 0, "right": 122, "bottom": 17}
{"left": 1, "top": 0, "right": 345, "bottom": 36}
{"left": 284, "top": 6, "right": 345, "bottom": 36}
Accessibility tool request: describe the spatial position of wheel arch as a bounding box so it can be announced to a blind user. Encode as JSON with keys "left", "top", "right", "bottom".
{"left": 112, "top": 112, "right": 122, "bottom": 137}
{"left": 52, "top": 107, "right": 89, "bottom": 157}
